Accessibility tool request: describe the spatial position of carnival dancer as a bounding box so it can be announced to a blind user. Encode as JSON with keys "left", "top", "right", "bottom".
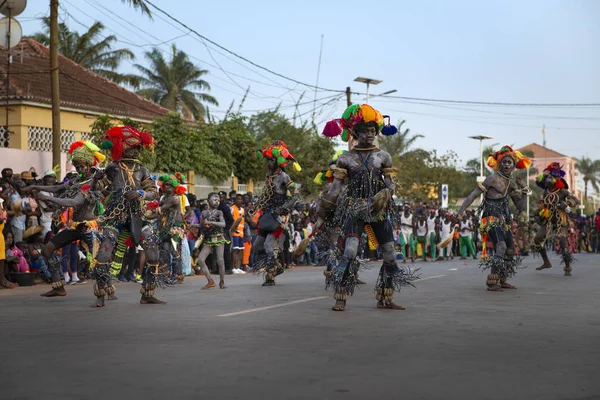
{"left": 196, "top": 192, "right": 228, "bottom": 289}
{"left": 96, "top": 126, "right": 164, "bottom": 306}
{"left": 533, "top": 162, "right": 580, "bottom": 276}
{"left": 250, "top": 141, "right": 301, "bottom": 286}
{"left": 400, "top": 203, "right": 415, "bottom": 262}
{"left": 22, "top": 141, "right": 105, "bottom": 299}
{"left": 316, "top": 104, "right": 418, "bottom": 311}
{"left": 156, "top": 174, "right": 186, "bottom": 283}
{"left": 457, "top": 145, "right": 530, "bottom": 291}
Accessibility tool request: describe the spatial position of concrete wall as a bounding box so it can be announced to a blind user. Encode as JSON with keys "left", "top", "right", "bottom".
{"left": 0, "top": 148, "right": 70, "bottom": 179}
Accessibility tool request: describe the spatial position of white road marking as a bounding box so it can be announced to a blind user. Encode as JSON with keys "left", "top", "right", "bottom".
{"left": 216, "top": 296, "right": 329, "bottom": 317}
{"left": 217, "top": 274, "right": 449, "bottom": 317}
{"left": 419, "top": 274, "right": 446, "bottom": 281}
{"left": 448, "top": 268, "right": 458, "bottom": 271}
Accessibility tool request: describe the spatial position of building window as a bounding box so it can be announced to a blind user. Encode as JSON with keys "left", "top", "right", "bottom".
{"left": 27, "top": 127, "right": 78, "bottom": 153}
{"left": 0, "top": 126, "right": 9, "bottom": 148}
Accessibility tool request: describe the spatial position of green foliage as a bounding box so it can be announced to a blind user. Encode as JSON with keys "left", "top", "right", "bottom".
{"left": 135, "top": 45, "right": 218, "bottom": 121}
{"left": 575, "top": 156, "right": 600, "bottom": 202}
{"left": 394, "top": 149, "right": 465, "bottom": 204}
{"left": 31, "top": 18, "right": 140, "bottom": 87}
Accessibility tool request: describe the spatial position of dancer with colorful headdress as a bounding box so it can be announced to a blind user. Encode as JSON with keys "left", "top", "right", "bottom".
{"left": 94, "top": 126, "right": 164, "bottom": 306}
{"left": 156, "top": 174, "right": 187, "bottom": 283}
{"left": 250, "top": 140, "right": 301, "bottom": 286}
{"left": 316, "top": 104, "right": 418, "bottom": 311}
{"left": 533, "top": 162, "right": 579, "bottom": 276}
{"left": 22, "top": 141, "right": 106, "bottom": 298}
{"left": 458, "top": 145, "right": 531, "bottom": 291}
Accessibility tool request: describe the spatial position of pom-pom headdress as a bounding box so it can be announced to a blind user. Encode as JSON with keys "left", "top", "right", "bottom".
{"left": 255, "top": 140, "right": 301, "bottom": 172}
{"left": 101, "top": 126, "right": 156, "bottom": 161}
{"left": 314, "top": 150, "right": 347, "bottom": 185}
{"left": 321, "top": 104, "right": 397, "bottom": 143}
{"left": 157, "top": 174, "right": 186, "bottom": 194}
{"left": 486, "top": 145, "right": 531, "bottom": 171}
{"left": 536, "top": 162, "right": 568, "bottom": 190}
{"left": 68, "top": 140, "right": 106, "bottom": 166}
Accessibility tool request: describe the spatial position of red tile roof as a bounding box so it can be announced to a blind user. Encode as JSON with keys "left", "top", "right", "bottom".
{"left": 516, "top": 143, "right": 569, "bottom": 159}
{"left": 0, "top": 38, "right": 172, "bottom": 121}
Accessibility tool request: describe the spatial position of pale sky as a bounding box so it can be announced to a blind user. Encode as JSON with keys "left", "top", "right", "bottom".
{"left": 17, "top": 0, "right": 600, "bottom": 167}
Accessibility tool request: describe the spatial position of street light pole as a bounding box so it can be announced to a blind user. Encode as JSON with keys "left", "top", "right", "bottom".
{"left": 353, "top": 77, "right": 382, "bottom": 104}
{"left": 469, "top": 135, "right": 494, "bottom": 206}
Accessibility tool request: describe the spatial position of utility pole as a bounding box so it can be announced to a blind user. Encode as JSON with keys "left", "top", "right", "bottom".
{"left": 50, "top": 0, "right": 61, "bottom": 177}
{"left": 345, "top": 86, "right": 351, "bottom": 107}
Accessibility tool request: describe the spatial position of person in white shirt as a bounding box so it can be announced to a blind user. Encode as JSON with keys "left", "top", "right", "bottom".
{"left": 459, "top": 219, "right": 477, "bottom": 259}
{"left": 437, "top": 213, "right": 454, "bottom": 260}
{"left": 415, "top": 214, "right": 428, "bottom": 261}
{"left": 38, "top": 170, "right": 57, "bottom": 236}
{"left": 426, "top": 209, "right": 438, "bottom": 261}
{"left": 399, "top": 203, "right": 415, "bottom": 262}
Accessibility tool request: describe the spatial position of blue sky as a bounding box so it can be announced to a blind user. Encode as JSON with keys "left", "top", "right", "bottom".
{"left": 17, "top": 0, "right": 600, "bottom": 168}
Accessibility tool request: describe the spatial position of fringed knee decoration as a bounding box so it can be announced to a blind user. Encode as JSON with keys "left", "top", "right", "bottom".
{"left": 141, "top": 263, "right": 169, "bottom": 296}
{"left": 375, "top": 262, "right": 419, "bottom": 297}
{"left": 91, "top": 262, "right": 112, "bottom": 297}
{"left": 561, "top": 250, "right": 573, "bottom": 271}
{"left": 105, "top": 285, "right": 116, "bottom": 295}
{"left": 327, "top": 256, "right": 359, "bottom": 296}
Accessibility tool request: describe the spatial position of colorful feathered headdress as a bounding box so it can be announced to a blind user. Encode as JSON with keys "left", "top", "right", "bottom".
{"left": 314, "top": 150, "right": 347, "bottom": 185}
{"left": 254, "top": 140, "right": 301, "bottom": 172}
{"left": 101, "top": 126, "right": 156, "bottom": 161}
{"left": 68, "top": 140, "right": 106, "bottom": 166}
{"left": 322, "top": 104, "right": 397, "bottom": 143}
{"left": 157, "top": 174, "right": 187, "bottom": 195}
{"left": 536, "top": 162, "right": 568, "bottom": 190}
{"left": 486, "top": 145, "right": 531, "bottom": 170}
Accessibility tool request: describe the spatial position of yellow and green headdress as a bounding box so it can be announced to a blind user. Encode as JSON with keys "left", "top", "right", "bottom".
{"left": 322, "top": 104, "right": 397, "bottom": 142}
{"left": 68, "top": 141, "right": 106, "bottom": 166}
{"left": 254, "top": 140, "right": 302, "bottom": 172}
{"left": 314, "top": 150, "right": 346, "bottom": 185}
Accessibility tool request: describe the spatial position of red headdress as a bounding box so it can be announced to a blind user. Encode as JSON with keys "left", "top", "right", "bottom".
{"left": 101, "top": 126, "right": 156, "bottom": 161}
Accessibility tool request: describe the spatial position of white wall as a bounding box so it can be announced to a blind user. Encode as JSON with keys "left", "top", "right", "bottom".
{"left": 0, "top": 148, "right": 71, "bottom": 180}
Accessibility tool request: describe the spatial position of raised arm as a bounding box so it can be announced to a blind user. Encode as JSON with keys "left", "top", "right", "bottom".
{"left": 38, "top": 192, "right": 86, "bottom": 208}
{"left": 458, "top": 176, "right": 492, "bottom": 216}
{"left": 22, "top": 183, "right": 67, "bottom": 194}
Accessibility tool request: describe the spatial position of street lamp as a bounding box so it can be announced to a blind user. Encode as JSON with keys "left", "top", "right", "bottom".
{"left": 354, "top": 77, "right": 382, "bottom": 103}
{"left": 469, "top": 135, "right": 494, "bottom": 205}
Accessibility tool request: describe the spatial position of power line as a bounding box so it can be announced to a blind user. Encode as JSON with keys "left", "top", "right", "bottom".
{"left": 144, "top": 0, "right": 343, "bottom": 93}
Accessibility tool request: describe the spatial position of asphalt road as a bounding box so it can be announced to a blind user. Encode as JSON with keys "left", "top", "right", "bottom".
{"left": 1, "top": 252, "right": 599, "bottom": 400}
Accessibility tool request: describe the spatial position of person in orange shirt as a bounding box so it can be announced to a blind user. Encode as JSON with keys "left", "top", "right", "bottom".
{"left": 230, "top": 194, "right": 246, "bottom": 274}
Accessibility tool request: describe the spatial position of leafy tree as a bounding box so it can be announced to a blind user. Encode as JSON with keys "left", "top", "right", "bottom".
{"left": 32, "top": 18, "right": 140, "bottom": 87}
{"left": 576, "top": 156, "right": 600, "bottom": 202}
{"left": 394, "top": 149, "right": 464, "bottom": 204}
{"left": 135, "top": 46, "right": 218, "bottom": 121}
{"left": 379, "top": 120, "right": 423, "bottom": 159}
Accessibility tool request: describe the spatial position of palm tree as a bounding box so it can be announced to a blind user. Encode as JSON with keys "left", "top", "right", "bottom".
{"left": 120, "top": 0, "right": 152, "bottom": 16}
{"left": 379, "top": 120, "right": 424, "bottom": 158}
{"left": 575, "top": 156, "right": 600, "bottom": 201}
{"left": 134, "top": 45, "right": 218, "bottom": 121}
{"left": 32, "top": 18, "right": 140, "bottom": 87}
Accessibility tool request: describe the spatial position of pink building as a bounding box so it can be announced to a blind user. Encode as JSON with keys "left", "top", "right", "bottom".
{"left": 516, "top": 143, "right": 580, "bottom": 199}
